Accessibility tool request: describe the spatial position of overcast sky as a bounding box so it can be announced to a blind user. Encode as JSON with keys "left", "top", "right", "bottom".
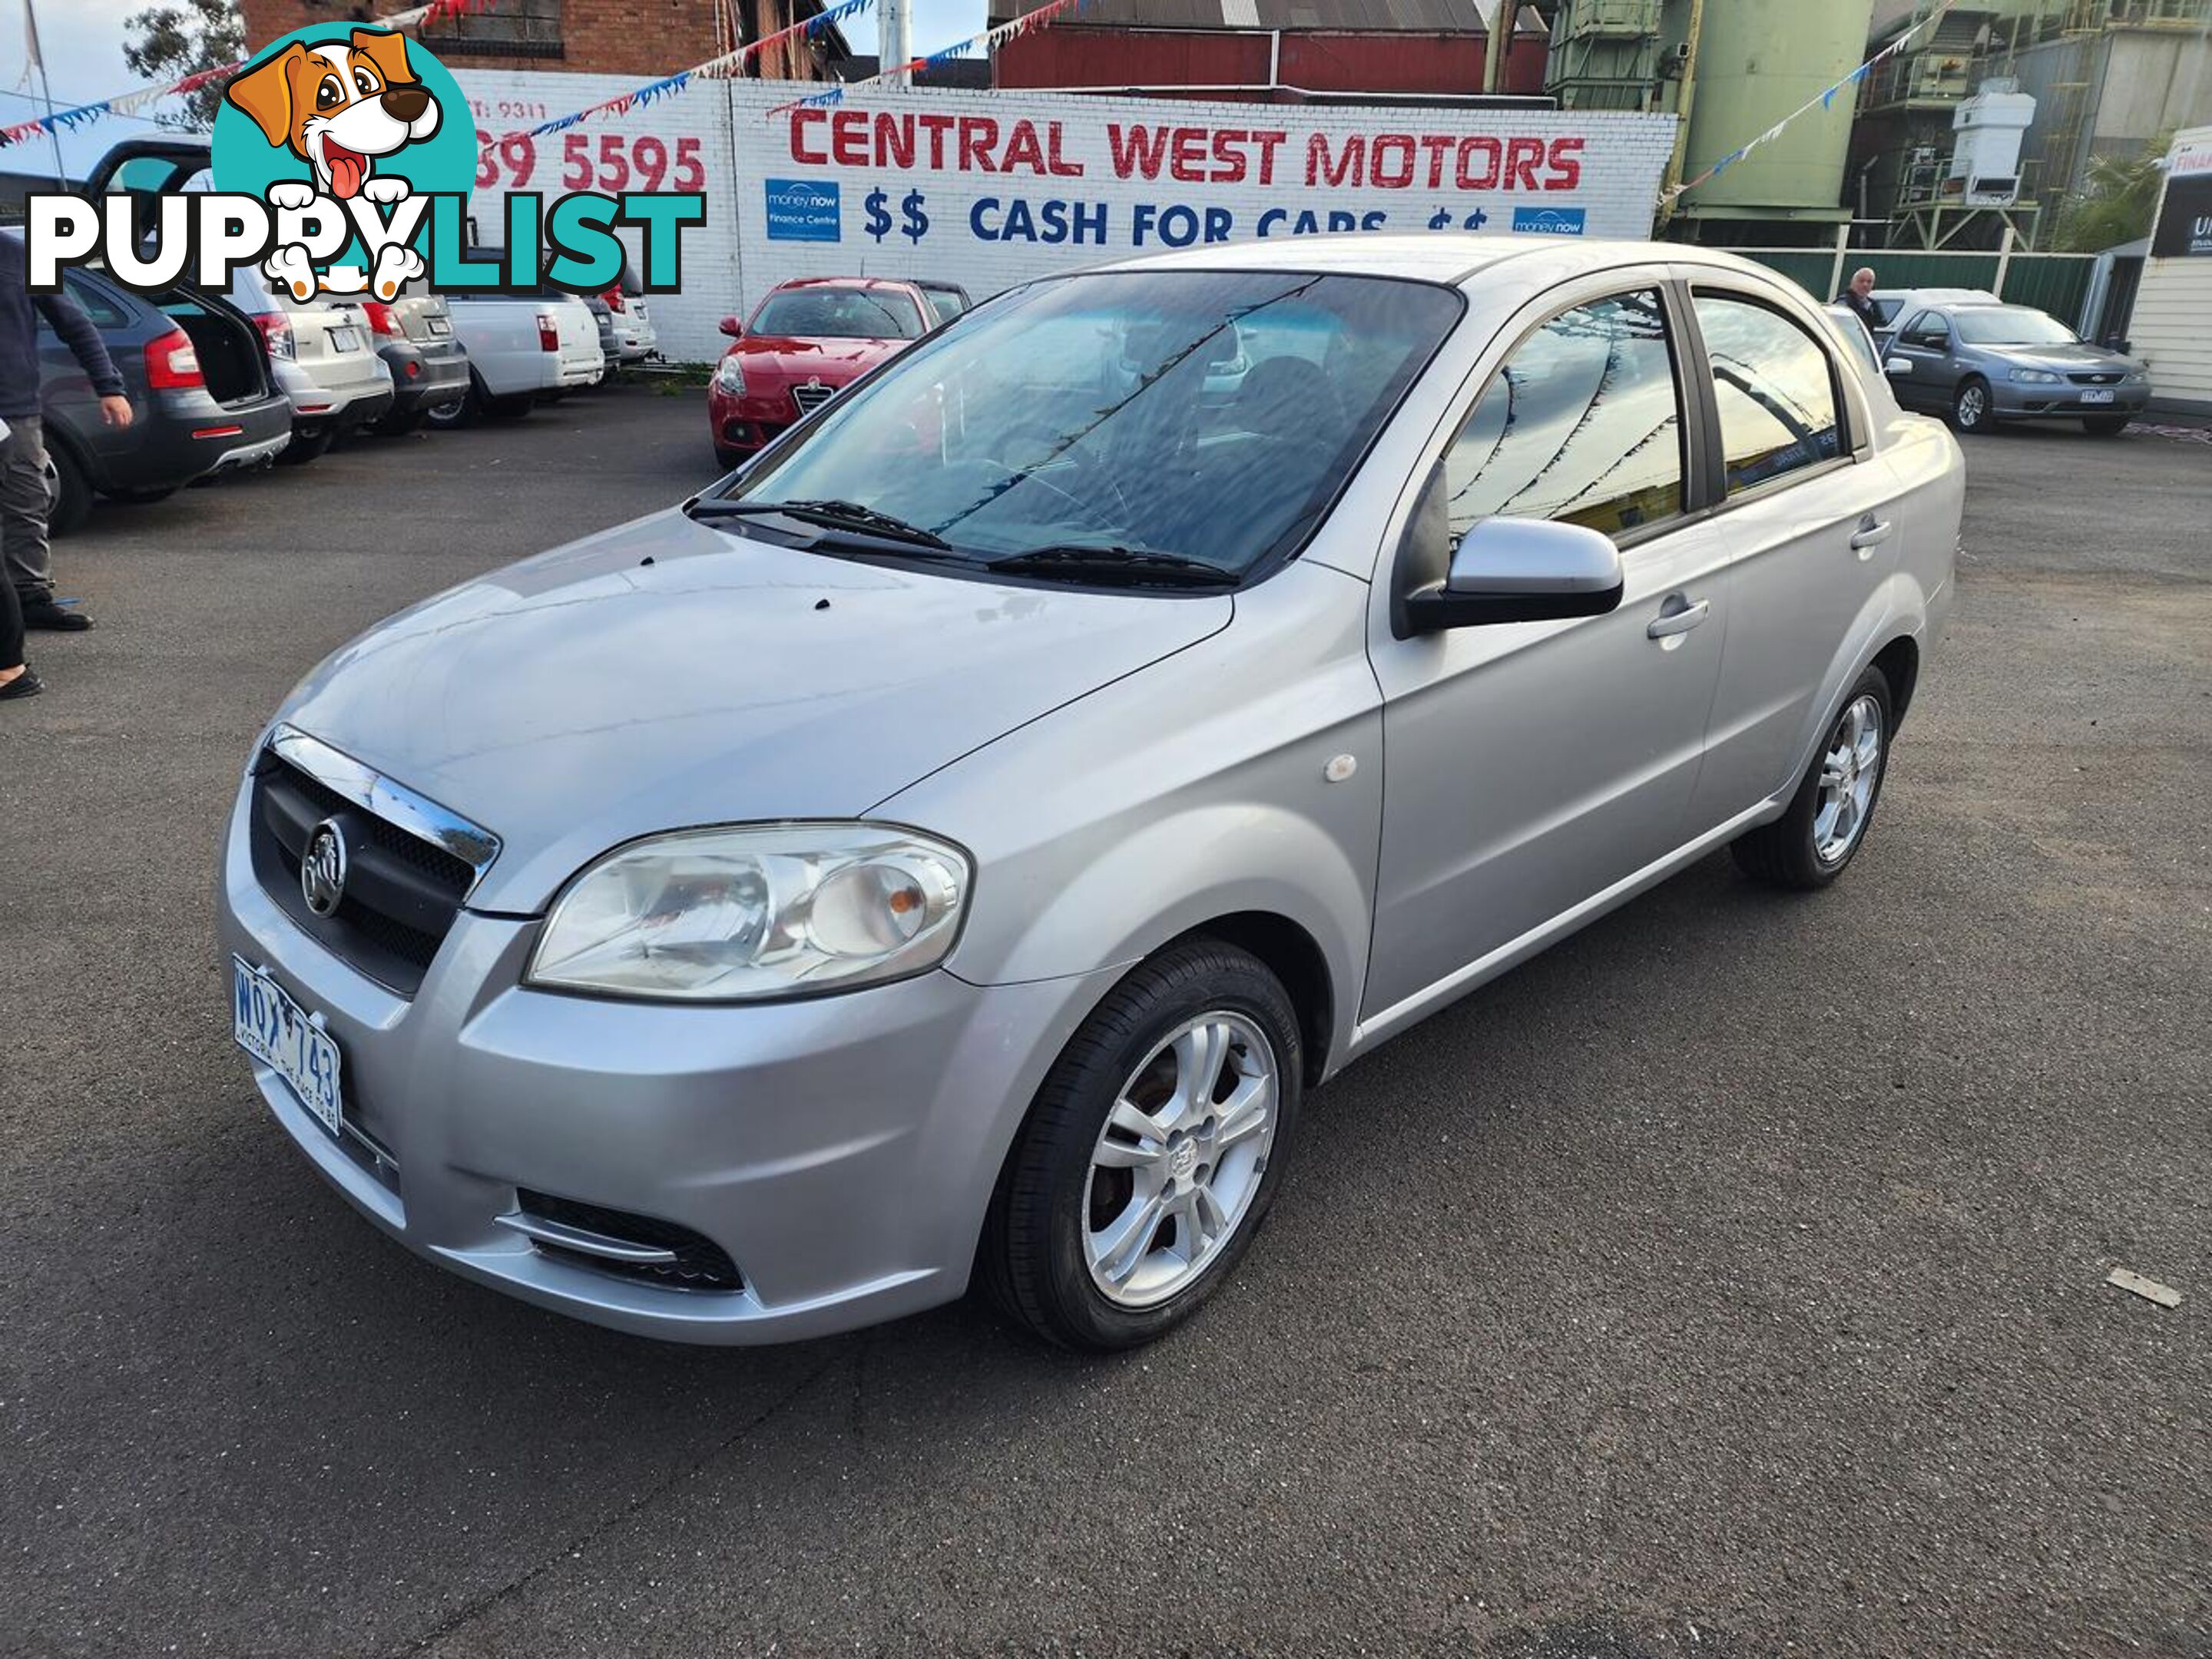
{"left": 5, "top": 0, "right": 988, "bottom": 179}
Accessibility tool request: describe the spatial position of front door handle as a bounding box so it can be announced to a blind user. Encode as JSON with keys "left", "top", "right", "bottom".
{"left": 1850, "top": 517, "right": 1892, "bottom": 558}
{"left": 1646, "top": 595, "right": 1710, "bottom": 639}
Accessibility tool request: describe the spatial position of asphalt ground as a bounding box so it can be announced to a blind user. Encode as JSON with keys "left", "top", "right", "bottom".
{"left": 2, "top": 386, "right": 2206, "bottom": 1658}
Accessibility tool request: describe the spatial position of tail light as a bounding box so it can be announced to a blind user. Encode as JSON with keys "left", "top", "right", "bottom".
{"left": 536, "top": 311, "right": 558, "bottom": 353}
{"left": 602, "top": 287, "right": 626, "bottom": 313}
{"left": 251, "top": 311, "right": 294, "bottom": 360}
{"left": 144, "top": 328, "right": 205, "bottom": 390}
{"left": 359, "top": 300, "right": 401, "bottom": 338}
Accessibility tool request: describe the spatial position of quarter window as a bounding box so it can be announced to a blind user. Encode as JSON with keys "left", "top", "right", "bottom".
{"left": 1443, "top": 290, "right": 1685, "bottom": 541}
{"left": 1694, "top": 293, "right": 1843, "bottom": 495}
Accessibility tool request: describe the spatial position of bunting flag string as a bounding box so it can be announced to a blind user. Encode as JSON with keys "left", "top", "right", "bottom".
{"left": 0, "top": 0, "right": 491, "bottom": 148}
{"left": 519, "top": 0, "right": 875, "bottom": 138}
{"left": 1660, "top": 0, "right": 1960, "bottom": 206}
{"left": 769, "top": 0, "right": 1088, "bottom": 117}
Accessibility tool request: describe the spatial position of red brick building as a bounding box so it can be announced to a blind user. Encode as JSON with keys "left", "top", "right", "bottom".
{"left": 987, "top": 0, "right": 1551, "bottom": 103}
{"left": 238, "top": 0, "right": 851, "bottom": 80}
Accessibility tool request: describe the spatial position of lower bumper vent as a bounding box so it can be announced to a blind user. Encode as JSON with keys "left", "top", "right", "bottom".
{"left": 505, "top": 1190, "right": 743, "bottom": 1292}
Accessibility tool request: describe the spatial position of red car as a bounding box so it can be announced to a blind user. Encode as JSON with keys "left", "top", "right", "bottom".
{"left": 707, "top": 276, "right": 938, "bottom": 469}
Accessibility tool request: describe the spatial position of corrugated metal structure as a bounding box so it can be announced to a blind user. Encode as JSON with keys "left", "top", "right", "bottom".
{"left": 988, "top": 0, "right": 1554, "bottom": 101}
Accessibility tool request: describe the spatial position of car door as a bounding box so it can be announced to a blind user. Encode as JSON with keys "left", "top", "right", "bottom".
{"left": 1681, "top": 283, "right": 1908, "bottom": 828}
{"left": 1884, "top": 308, "right": 1957, "bottom": 412}
{"left": 1363, "top": 276, "right": 1734, "bottom": 1022}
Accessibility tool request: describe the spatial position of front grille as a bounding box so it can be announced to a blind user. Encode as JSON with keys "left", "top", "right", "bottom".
{"left": 2068, "top": 372, "right": 2122, "bottom": 385}
{"left": 250, "top": 754, "right": 477, "bottom": 996}
{"left": 790, "top": 382, "right": 836, "bottom": 416}
{"left": 515, "top": 1190, "right": 745, "bottom": 1292}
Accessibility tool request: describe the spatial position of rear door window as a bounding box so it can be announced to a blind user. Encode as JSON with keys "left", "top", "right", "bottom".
{"left": 1692, "top": 292, "right": 1843, "bottom": 495}
{"left": 1442, "top": 288, "right": 1686, "bottom": 541}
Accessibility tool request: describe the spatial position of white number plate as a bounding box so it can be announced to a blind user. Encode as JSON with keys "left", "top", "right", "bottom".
{"left": 2080, "top": 388, "right": 2114, "bottom": 404}
{"left": 329, "top": 326, "right": 363, "bottom": 353}
{"left": 427, "top": 316, "right": 451, "bottom": 336}
{"left": 232, "top": 958, "right": 344, "bottom": 1138}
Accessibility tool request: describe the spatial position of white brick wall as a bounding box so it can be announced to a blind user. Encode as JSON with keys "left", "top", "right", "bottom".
{"left": 458, "top": 71, "right": 1678, "bottom": 362}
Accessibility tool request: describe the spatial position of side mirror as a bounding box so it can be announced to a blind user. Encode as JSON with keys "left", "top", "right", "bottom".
{"left": 1402, "top": 515, "right": 1623, "bottom": 635}
{"left": 719, "top": 315, "right": 744, "bottom": 338}
{"left": 1885, "top": 356, "right": 1914, "bottom": 376}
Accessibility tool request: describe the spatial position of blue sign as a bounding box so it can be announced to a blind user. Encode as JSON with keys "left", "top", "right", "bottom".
{"left": 765, "top": 178, "right": 841, "bottom": 242}
{"left": 1512, "top": 207, "right": 1587, "bottom": 237}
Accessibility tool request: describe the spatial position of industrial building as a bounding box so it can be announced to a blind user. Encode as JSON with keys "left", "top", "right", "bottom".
{"left": 236, "top": 0, "right": 853, "bottom": 79}
{"left": 1851, "top": 0, "right": 2212, "bottom": 248}
{"left": 986, "top": 0, "right": 1554, "bottom": 102}
{"left": 1542, "top": 0, "right": 1879, "bottom": 240}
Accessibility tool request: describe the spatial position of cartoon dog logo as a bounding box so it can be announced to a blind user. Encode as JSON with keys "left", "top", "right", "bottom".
{"left": 224, "top": 29, "right": 440, "bottom": 302}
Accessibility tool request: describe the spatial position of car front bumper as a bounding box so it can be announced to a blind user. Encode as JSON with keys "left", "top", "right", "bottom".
{"left": 1991, "top": 382, "right": 2149, "bottom": 419}
{"left": 214, "top": 773, "right": 1111, "bottom": 1345}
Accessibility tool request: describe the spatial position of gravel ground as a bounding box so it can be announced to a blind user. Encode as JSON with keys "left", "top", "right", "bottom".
{"left": 1, "top": 389, "right": 2205, "bottom": 1658}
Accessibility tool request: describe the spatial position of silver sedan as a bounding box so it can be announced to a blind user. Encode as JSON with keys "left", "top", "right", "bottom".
{"left": 219, "top": 236, "right": 1962, "bottom": 1350}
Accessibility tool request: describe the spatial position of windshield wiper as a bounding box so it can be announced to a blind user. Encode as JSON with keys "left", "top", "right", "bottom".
{"left": 687, "top": 496, "right": 952, "bottom": 550}
{"left": 987, "top": 545, "right": 1237, "bottom": 588}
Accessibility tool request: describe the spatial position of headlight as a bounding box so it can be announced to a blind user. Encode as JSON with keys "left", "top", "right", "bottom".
{"left": 528, "top": 823, "right": 970, "bottom": 1002}
{"left": 714, "top": 356, "right": 746, "bottom": 395}
{"left": 2008, "top": 368, "right": 2062, "bottom": 384}
{"left": 2124, "top": 369, "right": 2148, "bottom": 384}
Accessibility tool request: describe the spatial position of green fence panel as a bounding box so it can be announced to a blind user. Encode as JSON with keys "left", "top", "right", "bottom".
{"left": 1732, "top": 250, "right": 1836, "bottom": 300}
{"left": 1998, "top": 259, "right": 2095, "bottom": 326}
{"left": 1719, "top": 249, "right": 2098, "bottom": 326}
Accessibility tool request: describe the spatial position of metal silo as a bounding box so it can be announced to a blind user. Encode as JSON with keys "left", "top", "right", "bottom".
{"left": 1675, "top": 0, "right": 1879, "bottom": 222}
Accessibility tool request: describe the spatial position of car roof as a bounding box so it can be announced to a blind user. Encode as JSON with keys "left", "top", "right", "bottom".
{"left": 1095, "top": 233, "right": 1811, "bottom": 292}
{"left": 768, "top": 276, "right": 921, "bottom": 293}
{"left": 1873, "top": 287, "right": 2001, "bottom": 304}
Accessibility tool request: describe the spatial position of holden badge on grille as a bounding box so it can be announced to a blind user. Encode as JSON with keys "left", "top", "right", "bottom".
{"left": 302, "top": 819, "right": 349, "bottom": 917}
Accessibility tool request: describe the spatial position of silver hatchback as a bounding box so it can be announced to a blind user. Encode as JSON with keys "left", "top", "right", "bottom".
{"left": 219, "top": 238, "right": 1962, "bottom": 1350}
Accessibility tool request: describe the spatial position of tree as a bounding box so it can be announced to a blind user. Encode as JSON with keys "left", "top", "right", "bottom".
{"left": 122, "top": 0, "right": 247, "bottom": 132}
{"left": 2051, "top": 134, "right": 2172, "bottom": 253}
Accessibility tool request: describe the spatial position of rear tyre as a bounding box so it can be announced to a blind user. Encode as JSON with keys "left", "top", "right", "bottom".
{"left": 982, "top": 939, "right": 1302, "bottom": 1352}
{"left": 375, "top": 406, "right": 427, "bottom": 436}
{"left": 1949, "top": 376, "right": 1994, "bottom": 434}
{"left": 485, "top": 392, "right": 535, "bottom": 420}
{"left": 1732, "top": 664, "right": 1894, "bottom": 891}
{"left": 276, "top": 428, "right": 333, "bottom": 466}
{"left": 45, "top": 447, "right": 92, "bottom": 537}
{"left": 2081, "top": 415, "right": 2129, "bottom": 437}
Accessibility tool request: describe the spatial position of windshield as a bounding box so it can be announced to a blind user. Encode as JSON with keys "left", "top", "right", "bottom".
{"left": 750, "top": 287, "right": 924, "bottom": 340}
{"left": 715, "top": 270, "right": 1461, "bottom": 583}
{"left": 1954, "top": 306, "right": 2078, "bottom": 346}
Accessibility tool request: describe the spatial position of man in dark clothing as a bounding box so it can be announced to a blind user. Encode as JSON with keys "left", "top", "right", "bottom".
{"left": 1839, "top": 266, "right": 1883, "bottom": 335}
{"left": 1, "top": 228, "right": 133, "bottom": 637}
{"left": 0, "top": 416, "right": 28, "bottom": 700}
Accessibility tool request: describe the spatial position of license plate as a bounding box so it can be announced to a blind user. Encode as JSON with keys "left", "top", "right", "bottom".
{"left": 427, "top": 316, "right": 451, "bottom": 336}
{"left": 329, "top": 326, "right": 363, "bottom": 353}
{"left": 232, "top": 958, "right": 344, "bottom": 1139}
{"left": 2080, "top": 388, "right": 2114, "bottom": 404}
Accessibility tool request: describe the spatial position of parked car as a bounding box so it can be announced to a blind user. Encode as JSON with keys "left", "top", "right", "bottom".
{"left": 8, "top": 230, "right": 290, "bottom": 535}
{"left": 707, "top": 276, "right": 935, "bottom": 468}
{"left": 1864, "top": 286, "right": 2002, "bottom": 337}
{"left": 427, "top": 254, "right": 604, "bottom": 428}
{"left": 358, "top": 286, "right": 471, "bottom": 434}
{"left": 220, "top": 237, "right": 1961, "bottom": 1353}
{"left": 1880, "top": 299, "right": 2150, "bottom": 434}
{"left": 233, "top": 274, "right": 394, "bottom": 465}
{"left": 597, "top": 254, "right": 659, "bottom": 367}
{"left": 915, "top": 279, "right": 973, "bottom": 329}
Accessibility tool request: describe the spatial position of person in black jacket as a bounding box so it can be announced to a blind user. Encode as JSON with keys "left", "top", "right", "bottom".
{"left": 1839, "top": 267, "right": 1883, "bottom": 334}
{"left": 1, "top": 228, "right": 132, "bottom": 644}
{"left": 0, "top": 416, "right": 27, "bottom": 700}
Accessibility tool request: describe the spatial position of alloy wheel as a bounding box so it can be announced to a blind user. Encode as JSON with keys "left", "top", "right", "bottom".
{"left": 1814, "top": 693, "right": 1885, "bottom": 865}
{"left": 1082, "top": 1012, "right": 1279, "bottom": 1310}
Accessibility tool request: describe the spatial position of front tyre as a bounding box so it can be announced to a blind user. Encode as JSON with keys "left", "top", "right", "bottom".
{"left": 983, "top": 939, "right": 1302, "bottom": 1351}
{"left": 1732, "top": 664, "right": 1893, "bottom": 890}
{"left": 1950, "top": 376, "right": 1995, "bottom": 434}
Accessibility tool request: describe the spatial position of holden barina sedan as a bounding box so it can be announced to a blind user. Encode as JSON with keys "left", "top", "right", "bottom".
{"left": 706, "top": 276, "right": 935, "bottom": 467}
{"left": 221, "top": 237, "right": 1962, "bottom": 1352}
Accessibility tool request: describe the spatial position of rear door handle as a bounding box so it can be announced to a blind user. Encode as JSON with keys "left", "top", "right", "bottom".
{"left": 1646, "top": 595, "right": 1710, "bottom": 639}
{"left": 1850, "top": 518, "right": 1892, "bottom": 557}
